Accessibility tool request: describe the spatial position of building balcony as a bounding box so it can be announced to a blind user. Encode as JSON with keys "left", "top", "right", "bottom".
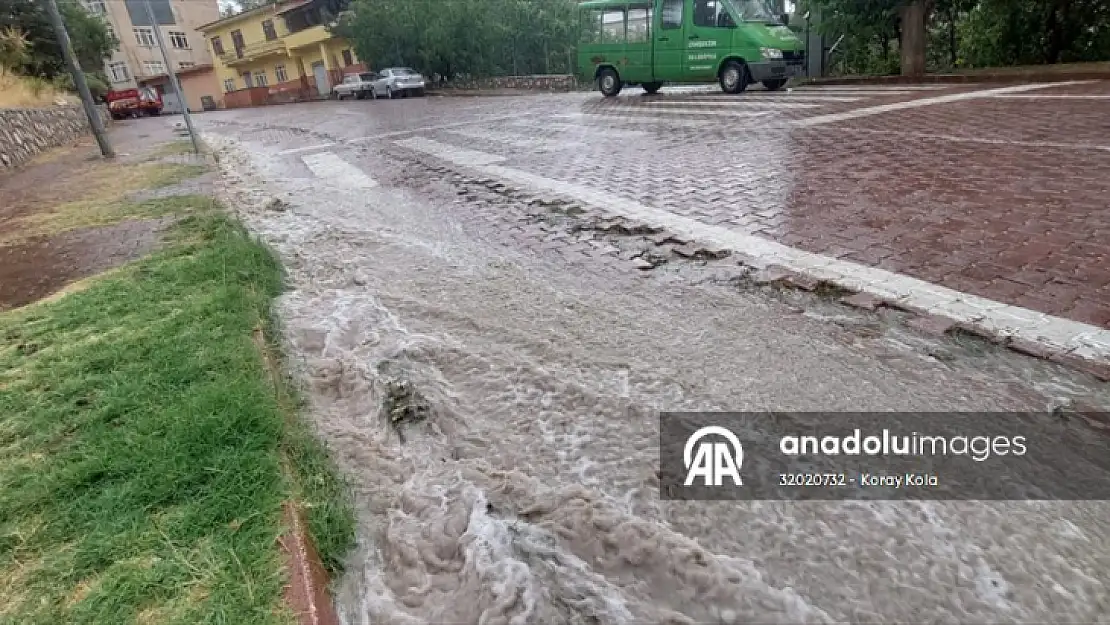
{"left": 220, "top": 39, "right": 288, "bottom": 66}
{"left": 282, "top": 24, "right": 330, "bottom": 50}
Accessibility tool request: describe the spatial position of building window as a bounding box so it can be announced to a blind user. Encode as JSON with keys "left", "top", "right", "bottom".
{"left": 274, "top": 64, "right": 288, "bottom": 82}
{"left": 178, "top": 61, "right": 195, "bottom": 69}
{"left": 142, "top": 60, "right": 166, "bottom": 75}
{"left": 262, "top": 19, "right": 278, "bottom": 41}
{"left": 341, "top": 49, "right": 353, "bottom": 66}
{"left": 254, "top": 72, "right": 268, "bottom": 87}
{"left": 223, "top": 78, "right": 236, "bottom": 92}
{"left": 86, "top": 0, "right": 106, "bottom": 15}
{"left": 168, "top": 31, "right": 189, "bottom": 49}
{"left": 134, "top": 27, "right": 155, "bottom": 47}
{"left": 211, "top": 36, "right": 224, "bottom": 55}
{"left": 108, "top": 61, "right": 130, "bottom": 82}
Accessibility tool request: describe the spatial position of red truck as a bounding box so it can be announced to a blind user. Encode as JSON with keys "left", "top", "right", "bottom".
{"left": 106, "top": 87, "right": 163, "bottom": 120}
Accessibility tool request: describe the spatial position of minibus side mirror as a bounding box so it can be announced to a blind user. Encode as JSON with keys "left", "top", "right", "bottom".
{"left": 781, "top": 13, "right": 789, "bottom": 26}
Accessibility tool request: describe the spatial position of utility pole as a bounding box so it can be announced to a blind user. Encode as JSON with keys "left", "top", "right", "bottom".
{"left": 142, "top": 0, "right": 201, "bottom": 153}
{"left": 44, "top": 0, "right": 114, "bottom": 158}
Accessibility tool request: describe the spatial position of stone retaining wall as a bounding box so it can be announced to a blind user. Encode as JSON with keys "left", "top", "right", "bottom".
{"left": 0, "top": 105, "right": 108, "bottom": 170}
{"left": 436, "top": 74, "right": 579, "bottom": 92}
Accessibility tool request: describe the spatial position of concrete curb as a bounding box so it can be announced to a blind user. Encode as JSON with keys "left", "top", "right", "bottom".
{"left": 392, "top": 142, "right": 1110, "bottom": 384}
{"left": 278, "top": 501, "right": 341, "bottom": 625}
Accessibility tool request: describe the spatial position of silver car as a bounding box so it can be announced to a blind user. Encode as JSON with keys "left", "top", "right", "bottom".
{"left": 369, "top": 67, "right": 427, "bottom": 99}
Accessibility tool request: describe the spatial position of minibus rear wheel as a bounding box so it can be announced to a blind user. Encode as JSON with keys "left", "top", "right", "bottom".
{"left": 598, "top": 68, "right": 622, "bottom": 97}
{"left": 763, "top": 78, "right": 788, "bottom": 91}
{"left": 642, "top": 82, "right": 662, "bottom": 94}
{"left": 719, "top": 60, "right": 749, "bottom": 94}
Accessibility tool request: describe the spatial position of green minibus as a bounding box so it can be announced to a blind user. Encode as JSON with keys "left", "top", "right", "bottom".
{"left": 577, "top": 0, "right": 805, "bottom": 96}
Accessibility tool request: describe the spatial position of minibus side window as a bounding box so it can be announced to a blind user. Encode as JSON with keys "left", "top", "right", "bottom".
{"left": 628, "top": 7, "right": 651, "bottom": 42}
{"left": 661, "top": 0, "right": 683, "bottom": 29}
{"left": 601, "top": 8, "right": 626, "bottom": 43}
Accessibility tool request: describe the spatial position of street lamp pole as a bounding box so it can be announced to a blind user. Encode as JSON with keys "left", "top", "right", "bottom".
{"left": 142, "top": 0, "right": 202, "bottom": 153}
{"left": 44, "top": 0, "right": 114, "bottom": 158}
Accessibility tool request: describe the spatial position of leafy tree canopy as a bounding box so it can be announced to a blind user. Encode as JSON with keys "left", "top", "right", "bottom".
{"left": 802, "top": 0, "right": 1110, "bottom": 75}
{"left": 335, "top": 0, "right": 578, "bottom": 80}
{"left": 0, "top": 0, "right": 116, "bottom": 79}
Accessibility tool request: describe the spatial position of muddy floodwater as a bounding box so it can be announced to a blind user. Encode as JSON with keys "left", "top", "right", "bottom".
{"left": 206, "top": 123, "right": 1109, "bottom": 625}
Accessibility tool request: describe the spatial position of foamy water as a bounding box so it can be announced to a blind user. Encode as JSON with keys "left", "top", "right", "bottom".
{"left": 207, "top": 133, "right": 1110, "bottom": 624}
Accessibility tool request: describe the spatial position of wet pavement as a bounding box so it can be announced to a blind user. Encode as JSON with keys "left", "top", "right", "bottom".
{"left": 192, "top": 81, "right": 1110, "bottom": 625}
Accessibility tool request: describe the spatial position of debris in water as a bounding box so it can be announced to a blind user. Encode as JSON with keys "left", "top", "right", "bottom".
{"left": 383, "top": 378, "right": 432, "bottom": 426}
{"left": 266, "top": 197, "right": 290, "bottom": 212}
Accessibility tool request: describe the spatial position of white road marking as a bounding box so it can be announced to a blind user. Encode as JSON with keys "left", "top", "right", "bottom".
{"left": 554, "top": 113, "right": 724, "bottom": 128}
{"left": 792, "top": 84, "right": 951, "bottom": 91}
{"left": 647, "top": 100, "right": 823, "bottom": 109}
{"left": 572, "top": 111, "right": 775, "bottom": 125}
{"left": 300, "top": 151, "right": 378, "bottom": 188}
{"left": 988, "top": 94, "right": 1110, "bottom": 99}
{"left": 345, "top": 112, "right": 537, "bottom": 143}
{"left": 395, "top": 137, "right": 1110, "bottom": 363}
{"left": 446, "top": 126, "right": 603, "bottom": 150}
{"left": 280, "top": 142, "right": 338, "bottom": 155}
{"left": 506, "top": 120, "right": 649, "bottom": 138}
{"left": 793, "top": 80, "right": 1093, "bottom": 127}
{"left": 829, "top": 127, "right": 1110, "bottom": 152}
{"left": 741, "top": 94, "right": 866, "bottom": 102}
{"left": 394, "top": 137, "right": 507, "bottom": 165}
{"left": 781, "top": 89, "right": 918, "bottom": 96}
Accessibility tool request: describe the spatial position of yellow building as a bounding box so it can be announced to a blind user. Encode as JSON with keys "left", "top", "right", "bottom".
{"left": 197, "top": 0, "right": 364, "bottom": 108}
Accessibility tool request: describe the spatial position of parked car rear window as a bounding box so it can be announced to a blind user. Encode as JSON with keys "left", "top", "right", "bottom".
{"left": 391, "top": 68, "right": 416, "bottom": 76}
{"left": 359, "top": 73, "right": 375, "bottom": 81}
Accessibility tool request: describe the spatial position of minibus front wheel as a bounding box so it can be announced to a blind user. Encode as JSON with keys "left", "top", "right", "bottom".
{"left": 763, "top": 78, "right": 788, "bottom": 91}
{"left": 719, "top": 60, "right": 750, "bottom": 95}
{"left": 642, "top": 82, "right": 662, "bottom": 95}
{"left": 598, "top": 68, "right": 623, "bottom": 97}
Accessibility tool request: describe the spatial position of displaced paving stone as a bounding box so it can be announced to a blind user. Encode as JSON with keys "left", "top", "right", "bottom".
{"left": 632, "top": 257, "right": 655, "bottom": 270}
{"left": 784, "top": 273, "right": 820, "bottom": 292}
{"left": 1048, "top": 353, "right": 1110, "bottom": 383}
{"left": 906, "top": 314, "right": 958, "bottom": 337}
{"left": 1006, "top": 338, "right": 1062, "bottom": 361}
{"left": 840, "top": 292, "right": 886, "bottom": 311}
{"left": 750, "top": 265, "right": 796, "bottom": 286}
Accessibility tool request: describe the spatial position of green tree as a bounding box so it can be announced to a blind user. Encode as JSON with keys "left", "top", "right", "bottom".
{"left": 335, "top": 0, "right": 577, "bottom": 81}
{"left": 959, "top": 0, "right": 1110, "bottom": 66}
{"left": 0, "top": 0, "right": 116, "bottom": 79}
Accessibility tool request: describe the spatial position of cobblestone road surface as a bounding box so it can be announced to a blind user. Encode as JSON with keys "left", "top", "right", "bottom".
{"left": 201, "top": 81, "right": 1110, "bottom": 336}
{"left": 189, "top": 82, "right": 1110, "bottom": 624}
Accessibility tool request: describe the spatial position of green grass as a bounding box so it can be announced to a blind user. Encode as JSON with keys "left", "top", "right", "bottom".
{"left": 0, "top": 215, "right": 354, "bottom": 624}
{"left": 151, "top": 141, "right": 203, "bottom": 158}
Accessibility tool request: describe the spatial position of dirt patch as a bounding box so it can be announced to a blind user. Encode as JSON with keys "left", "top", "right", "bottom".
{"left": 0, "top": 118, "right": 216, "bottom": 311}
{"left": 0, "top": 217, "right": 171, "bottom": 311}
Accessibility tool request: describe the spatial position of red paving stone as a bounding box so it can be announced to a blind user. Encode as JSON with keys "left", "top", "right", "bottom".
{"left": 784, "top": 123, "right": 1109, "bottom": 327}
{"left": 242, "top": 80, "right": 1107, "bottom": 331}
{"left": 506, "top": 81, "right": 1110, "bottom": 329}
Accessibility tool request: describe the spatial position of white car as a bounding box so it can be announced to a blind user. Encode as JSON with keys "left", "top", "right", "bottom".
{"left": 334, "top": 72, "right": 376, "bottom": 100}
{"left": 369, "top": 68, "right": 427, "bottom": 99}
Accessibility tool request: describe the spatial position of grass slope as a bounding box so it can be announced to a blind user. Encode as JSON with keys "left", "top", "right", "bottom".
{"left": 0, "top": 215, "right": 353, "bottom": 624}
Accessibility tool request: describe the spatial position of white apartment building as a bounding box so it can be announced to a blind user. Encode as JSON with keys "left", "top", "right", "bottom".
{"left": 82, "top": 0, "right": 221, "bottom": 89}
